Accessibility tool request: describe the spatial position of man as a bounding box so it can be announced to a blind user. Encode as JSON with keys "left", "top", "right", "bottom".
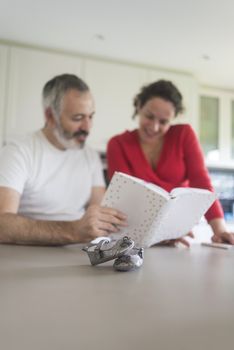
{"left": 0, "top": 74, "right": 127, "bottom": 245}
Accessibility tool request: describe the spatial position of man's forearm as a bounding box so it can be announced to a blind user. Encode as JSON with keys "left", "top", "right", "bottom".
{"left": 0, "top": 205, "right": 128, "bottom": 245}
{"left": 0, "top": 213, "right": 78, "bottom": 245}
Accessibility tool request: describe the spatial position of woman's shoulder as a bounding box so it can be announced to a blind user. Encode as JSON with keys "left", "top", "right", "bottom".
{"left": 167, "top": 124, "right": 199, "bottom": 150}
{"left": 169, "top": 123, "right": 194, "bottom": 132}
{"left": 168, "top": 123, "right": 195, "bottom": 137}
{"left": 108, "top": 129, "right": 138, "bottom": 144}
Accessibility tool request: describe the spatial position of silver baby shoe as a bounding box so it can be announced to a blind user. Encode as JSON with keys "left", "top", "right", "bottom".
{"left": 113, "top": 246, "right": 144, "bottom": 272}
{"left": 82, "top": 236, "right": 134, "bottom": 266}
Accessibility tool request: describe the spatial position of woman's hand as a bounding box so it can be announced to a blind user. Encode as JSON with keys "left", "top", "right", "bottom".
{"left": 157, "top": 231, "right": 194, "bottom": 248}
{"left": 209, "top": 218, "right": 234, "bottom": 245}
{"left": 212, "top": 231, "right": 234, "bottom": 245}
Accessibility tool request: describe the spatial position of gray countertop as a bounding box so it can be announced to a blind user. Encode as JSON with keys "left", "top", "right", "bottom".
{"left": 1, "top": 243, "right": 234, "bottom": 350}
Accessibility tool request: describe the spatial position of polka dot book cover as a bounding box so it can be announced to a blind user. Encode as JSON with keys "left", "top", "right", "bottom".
{"left": 102, "top": 172, "right": 216, "bottom": 247}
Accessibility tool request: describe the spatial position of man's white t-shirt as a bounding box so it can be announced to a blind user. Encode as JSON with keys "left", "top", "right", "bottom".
{"left": 0, "top": 131, "right": 105, "bottom": 221}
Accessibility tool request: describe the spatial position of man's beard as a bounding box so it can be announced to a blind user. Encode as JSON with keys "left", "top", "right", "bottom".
{"left": 53, "top": 123, "right": 89, "bottom": 150}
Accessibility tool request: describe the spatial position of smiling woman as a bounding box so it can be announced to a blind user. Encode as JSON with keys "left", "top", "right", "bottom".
{"left": 106, "top": 79, "right": 234, "bottom": 246}
{"left": 107, "top": 80, "right": 185, "bottom": 179}
{"left": 130, "top": 81, "right": 184, "bottom": 169}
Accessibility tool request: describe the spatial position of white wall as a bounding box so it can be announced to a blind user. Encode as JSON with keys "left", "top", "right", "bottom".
{"left": 5, "top": 46, "right": 82, "bottom": 143}
{"left": 0, "top": 44, "right": 9, "bottom": 146}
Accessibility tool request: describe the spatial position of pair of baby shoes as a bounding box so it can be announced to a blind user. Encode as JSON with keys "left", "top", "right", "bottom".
{"left": 82, "top": 236, "right": 144, "bottom": 272}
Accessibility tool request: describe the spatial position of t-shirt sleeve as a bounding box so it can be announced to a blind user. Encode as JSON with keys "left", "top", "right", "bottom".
{"left": 182, "top": 125, "right": 224, "bottom": 221}
{"left": 0, "top": 143, "right": 31, "bottom": 194}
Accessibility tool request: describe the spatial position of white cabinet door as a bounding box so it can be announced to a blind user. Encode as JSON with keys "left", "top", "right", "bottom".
{"left": 148, "top": 69, "right": 199, "bottom": 132}
{"left": 0, "top": 44, "right": 9, "bottom": 147}
{"left": 84, "top": 59, "right": 148, "bottom": 151}
{"left": 5, "top": 47, "right": 83, "bottom": 142}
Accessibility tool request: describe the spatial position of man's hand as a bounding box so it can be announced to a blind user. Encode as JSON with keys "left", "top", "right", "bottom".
{"left": 74, "top": 205, "right": 128, "bottom": 242}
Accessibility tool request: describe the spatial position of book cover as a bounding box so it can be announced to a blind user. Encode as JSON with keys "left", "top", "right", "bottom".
{"left": 101, "top": 172, "right": 216, "bottom": 247}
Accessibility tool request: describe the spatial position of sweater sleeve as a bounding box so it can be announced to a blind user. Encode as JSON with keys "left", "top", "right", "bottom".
{"left": 182, "top": 125, "right": 223, "bottom": 221}
{"left": 107, "top": 136, "right": 133, "bottom": 181}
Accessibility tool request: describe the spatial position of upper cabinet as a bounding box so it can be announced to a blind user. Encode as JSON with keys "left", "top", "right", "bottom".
{"left": 84, "top": 59, "right": 148, "bottom": 150}
{"left": 4, "top": 47, "right": 83, "bottom": 143}
{"left": 1, "top": 42, "right": 200, "bottom": 153}
{"left": 0, "top": 44, "right": 9, "bottom": 146}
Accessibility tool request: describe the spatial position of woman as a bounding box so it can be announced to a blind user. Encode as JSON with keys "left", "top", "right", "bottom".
{"left": 107, "top": 80, "right": 234, "bottom": 245}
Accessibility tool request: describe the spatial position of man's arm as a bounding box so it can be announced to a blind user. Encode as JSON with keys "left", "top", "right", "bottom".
{"left": 0, "top": 187, "right": 127, "bottom": 245}
{"left": 88, "top": 186, "right": 106, "bottom": 205}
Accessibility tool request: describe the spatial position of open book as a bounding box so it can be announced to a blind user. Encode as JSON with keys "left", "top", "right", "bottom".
{"left": 101, "top": 172, "right": 216, "bottom": 248}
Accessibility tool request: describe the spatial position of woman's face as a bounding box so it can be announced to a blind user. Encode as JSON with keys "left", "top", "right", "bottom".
{"left": 137, "top": 97, "right": 176, "bottom": 144}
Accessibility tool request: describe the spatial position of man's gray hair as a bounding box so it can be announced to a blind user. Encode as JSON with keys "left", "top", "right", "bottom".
{"left": 42, "top": 74, "right": 89, "bottom": 117}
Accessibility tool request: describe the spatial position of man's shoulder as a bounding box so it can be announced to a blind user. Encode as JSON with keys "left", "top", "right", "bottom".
{"left": 83, "top": 144, "right": 99, "bottom": 156}
{"left": 79, "top": 145, "right": 104, "bottom": 175}
{"left": 0, "top": 132, "right": 41, "bottom": 188}
{"left": 83, "top": 143, "right": 97, "bottom": 151}
{"left": 81, "top": 145, "right": 102, "bottom": 165}
{"left": 0, "top": 131, "right": 46, "bottom": 168}
{"left": 5, "top": 131, "right": 41, "bottom": 150}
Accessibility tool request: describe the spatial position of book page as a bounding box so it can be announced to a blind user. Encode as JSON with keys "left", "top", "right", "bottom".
{"left": 102, "top": 172, "right": 215, "bottom": 248}
{"left": 101, "top": 172, "right": 168, "bottom": 246}
{"left": 145, "top": 182, "right": 169, "bottom": 199}
{"left": 147, "top": 190, "right": 216, "bottom": 246}
{"left": 170, "top": 187, "right": 213, "bottom": 197}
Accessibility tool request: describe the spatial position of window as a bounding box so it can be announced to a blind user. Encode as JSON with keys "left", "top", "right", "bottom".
{"left": 199, "top": 96, "right": 219, "bottom": 160}
{"left": 209, "top": 167, "right": 234, "bottom": 222}
{"left": 231, "top": 100, "right": 234, "bottom": 159}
